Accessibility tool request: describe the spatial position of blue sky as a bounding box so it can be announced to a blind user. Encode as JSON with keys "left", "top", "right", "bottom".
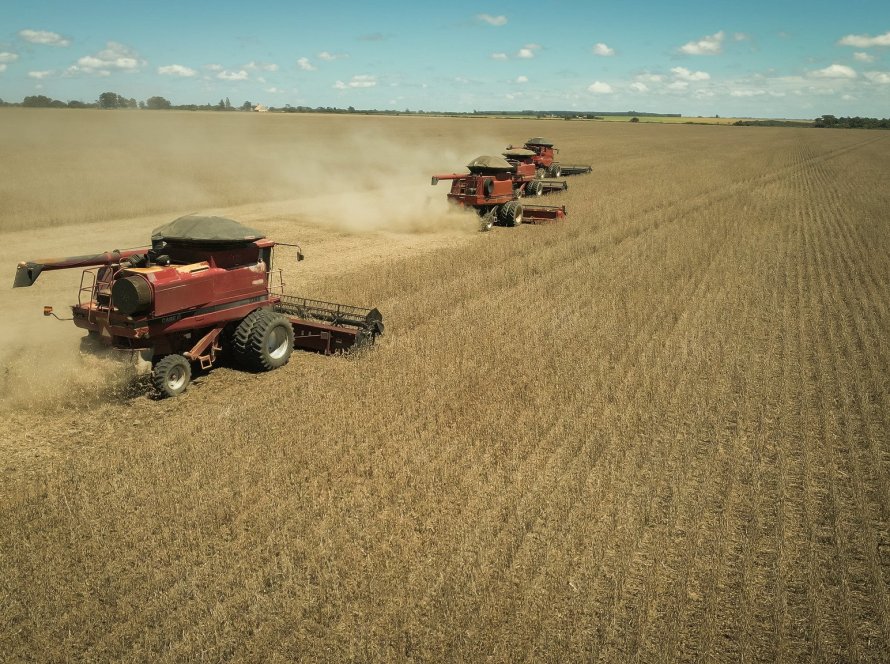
{"left": 1, "top": 1, "right": 889, "bottom": 117}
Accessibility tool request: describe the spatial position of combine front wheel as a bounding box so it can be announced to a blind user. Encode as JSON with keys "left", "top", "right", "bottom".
{"left": 152, "top": 354, "right": 192, "bottom": 398}
{"left": 243, "top": 310, "right": 294, "bottom": 371}
{"left": 548, "top": 164, "right": 562, "bottom": 178}
{"left": 500, "top": 201, "right": 524, "bottom": 227}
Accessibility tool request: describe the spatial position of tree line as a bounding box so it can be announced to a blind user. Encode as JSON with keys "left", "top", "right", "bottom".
{"left": 0, "top": 92, "right": 255, "bottom": 112}
{"left": 734, "top": 114, "right": 890, "bottom": 129}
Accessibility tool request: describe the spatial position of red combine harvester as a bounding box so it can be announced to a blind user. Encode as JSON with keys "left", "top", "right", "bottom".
{"left": 501, "top": 148, "right": 568, "bottom": 197}
{"left": 431, "top": 155, "right": 567, "bottom": 231}
{"left": 12, "top": 215, "right": 383, "bottom": 397}
{"left": 508, "top": 137, "right": 592, "bottom": 177}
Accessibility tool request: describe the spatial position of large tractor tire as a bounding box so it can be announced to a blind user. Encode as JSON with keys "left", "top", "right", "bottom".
{"left": 525, "top": 179, "right": 543, "bottom": 197}
{"left": 231, "top": 308, "right": 268, "bottom": 365}
{"left": 499, "top": 201, "right": 524, "bottom": 227}
{"left": 548, "top": 164, "right": 562, "bottom": 178}
{"left": 152, "top": 354, "right": 192, "bottom": 398}
{"left": 239, "top": 309, "right": 294, "bottom": 372}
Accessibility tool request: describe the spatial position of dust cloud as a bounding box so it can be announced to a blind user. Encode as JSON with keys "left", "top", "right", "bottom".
{"left": 0, "top": 324, "right": 145, "bottom": 413}
{"left": 0, "top": 110, "right": 498, "bottom": 234}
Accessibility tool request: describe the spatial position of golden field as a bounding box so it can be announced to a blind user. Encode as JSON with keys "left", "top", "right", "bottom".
{"left": 0, "top": 109, "right": 888, "bottom": 662}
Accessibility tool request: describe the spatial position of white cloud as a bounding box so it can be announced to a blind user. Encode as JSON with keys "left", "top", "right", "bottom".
{"left": 18, "top": 29, "right": 69, "bottom": 47}
{"left": 28, "top": 70, "right": 53, "bottom": 79}
{"left": 265, "top": 87, "right": 283, "bottom": 93}
{"left": 517, "top": 43, "right": 541, "bottom": 59}
{"left": 245, "top": 61, "right": 278, "bottom": 72}
{"left": 515, "top": 75, "right": 528, "bottom": 83}
{"left": 842, "top": 94, "right": 855, "bottom": 100}
{"left": 671, "top": 66, "right": 710, "bottom": 81}
{"left": 730, "top": 89, "right": 766, "bottom": 97}
{"left": 318, "top": 51, "right": 348, "bottom": 61}
{"left": 679, "top": 30, "right": 724, "bottom": 55}
{"left": 158, "top": 64, "right": 197, "bottom": 77}
{"left": 218, "top": 69, "right": 249, "bottom": 81}
{"left": 297, "top": 57, "right": 316, "bottom": 71}
{"left": 733, "top": 32, "right": 751, "bottom": 41}
{"left": 864, "top": 71, "right": 890, "bottom": 83}
{"left": 0, "top": 52, "right": 19, "bottom": 63}
{"left": 0, "top": 64, "right": 6, "bottom": 73}
{"left": 588, "top": 81, "right": 613, "bottom": 94}
{"left": 205, "top": 63, "right": 223, "bottom": 71}
{"left": 636, "top": 73, "right": 664, "bottom": 83}
{"left": 838, "top": 31, "right": 890, "bottom": 48}
{"left": 593, "top": 43, "right": 614, "bottom": 56}
{"left": 630, "top": 81, "right": 648, "bottom": 92}
{"left": 491, "top": 52, "right": 508, "bottom": 60}
{"left": 476, "top": 14, "right": 507, "bottom": 26}
{"left": 334, "top": 74, "right": 377, "bottom": 89}
{"left": 68, "top": 42, "right": 144, "bottom": 75}
{"left": 853, "top": 52, "right": 876, "bottom": 63}
{"left": 667, "top": 80, "right": 689, "bottom": 91}
{"left": 809, "top": 64, "right": 857, "bottom": 79}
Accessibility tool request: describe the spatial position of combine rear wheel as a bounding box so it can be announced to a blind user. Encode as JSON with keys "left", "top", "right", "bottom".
{"left": 548, "top": 164, "right": 562, "bottom": 178}
{"left": 152, "top": 354, "right": 192, "bottom": 397}
{"left": 241, "top": 309, "right": 294, "bottom": 372}
{"left": 479, "top": 208, "right": 497, "bottom": 232}
{"left": 499, "top": 201, "right": 524, "bottom": 227}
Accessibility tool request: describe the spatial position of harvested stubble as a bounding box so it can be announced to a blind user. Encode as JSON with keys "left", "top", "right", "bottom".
{"left": 0, "top": 113, "right": 888, "bottom": 663}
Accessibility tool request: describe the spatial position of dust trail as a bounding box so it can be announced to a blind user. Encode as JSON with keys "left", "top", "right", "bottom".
{"left": 0, "top": 110, "right": 501, "bottom": 234}
{"left": 0, "top": 325, "right": 144, "bottom": 413}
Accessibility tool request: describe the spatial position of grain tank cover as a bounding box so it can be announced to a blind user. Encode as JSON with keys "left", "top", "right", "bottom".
{"left": 467, "top": 155, "right": 515, "bottom": 173}
{"left": 503, "top": 148, "right": 537, "bottom": 158}
{"left": 525, "top": 137, "right": 554, "bottom": 147}
{"left": 151, "top": 215, "right": 265, "bottom": 245}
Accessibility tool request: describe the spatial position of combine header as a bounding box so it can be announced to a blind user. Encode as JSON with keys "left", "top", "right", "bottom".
{"left": 13, "top": 215, "right": 383, "bottom": 397}
{"left": 509, "top": 137, "right": 592, "bottom": 177}
{"left": 431, "top": 155, "right": 567, "bottom": 231}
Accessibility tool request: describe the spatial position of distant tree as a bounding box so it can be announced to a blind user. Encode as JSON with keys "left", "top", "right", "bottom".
{"left": 240, "top": 100, "right": 252, "bottom": 111}
{"left": 22, "top": 95, "right": 57, "bottom": 108}
{"left": 146, "top": 96, "right": 172, "bottom": 110}
{"left": 630, "top": 117, "right": 640, "bottom": 123}
{"left": 225, "top": 97, "right": 232, "bottom": 110}
{"left": 138, "top": 100, "right": 145, "bottom": 109}
{"left": 98, "top": 92, "right": 120, "bottom": 109}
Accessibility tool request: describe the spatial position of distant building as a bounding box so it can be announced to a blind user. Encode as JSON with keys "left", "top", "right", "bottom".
{"left": 253, "top": 104, "right": 268, "bottom": 113}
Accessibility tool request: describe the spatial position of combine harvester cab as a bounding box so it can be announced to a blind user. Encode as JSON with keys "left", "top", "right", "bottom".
{"left": 431, "top": 155, "right": 567, "bottom": 231}
{"left": 512, "top": 137, "right": 593, "bottom": 177}
{"left": 13, "top": 215, "right": 383, "bottom": 397}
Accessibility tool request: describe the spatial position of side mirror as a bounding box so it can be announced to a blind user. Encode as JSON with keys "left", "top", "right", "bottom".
{"left": 43, "top": 305, "right": 53, "bottom": 317}
{"left": 297, "top": 251, "right": 305, "bottom": 262}
{"left": 431, "top": 176, "right": 439, "bottom": 186}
